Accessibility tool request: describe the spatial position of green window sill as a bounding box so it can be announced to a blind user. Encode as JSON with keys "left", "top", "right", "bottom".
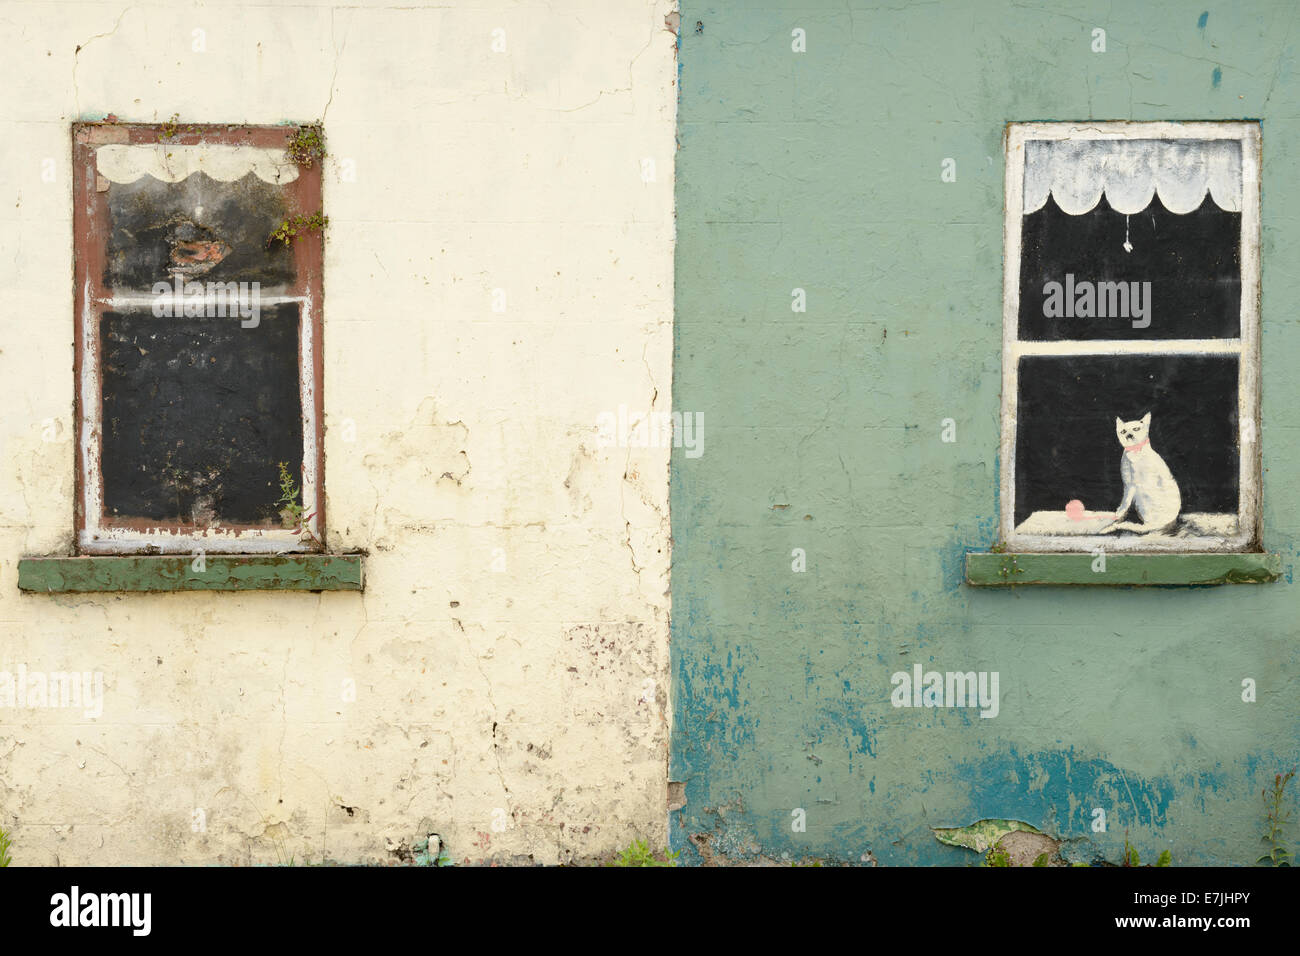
{"left": 966, "top": 551, "right": 1281, "bottom": 587}
{"left": 17, "top": 554, "right": 364, "bottom": 593}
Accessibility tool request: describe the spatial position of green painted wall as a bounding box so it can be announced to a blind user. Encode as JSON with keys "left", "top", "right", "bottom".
{"left": 670, "top": 0, "right": 1299, "bottom": 865}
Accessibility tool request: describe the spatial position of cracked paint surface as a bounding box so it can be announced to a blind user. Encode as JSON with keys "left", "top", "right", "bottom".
{"left": 0, "top": 0, "right": 677, "bottom": 865}
{"left": 671, "top": 1, "right": 1300, "bottom": 866}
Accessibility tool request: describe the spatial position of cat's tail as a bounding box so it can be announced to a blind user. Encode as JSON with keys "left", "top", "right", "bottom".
{"left": 1104, "top": 521, "right": 1145, "bottom": 533}
{"left": 1105, "top": 518, "right": 1178, "bottom": 534}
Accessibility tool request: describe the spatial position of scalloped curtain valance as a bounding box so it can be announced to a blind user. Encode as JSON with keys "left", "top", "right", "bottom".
{"left": 1024, "top": 138, "right": 1241, "bottom": 215}
{"left": 95, "top": 144, "right": 300, "bottom": 186}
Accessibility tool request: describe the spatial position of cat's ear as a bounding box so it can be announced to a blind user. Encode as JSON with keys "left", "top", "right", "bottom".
{"left": 1140, "top": 412, "right": 1151, "bottom": 428}
{"left": 1115, "top": 416, "right": 1123, "bottom": 429}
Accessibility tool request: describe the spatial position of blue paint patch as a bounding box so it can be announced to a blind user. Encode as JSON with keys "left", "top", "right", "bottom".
{"left": 946, "top": 746, "right": 1214, "bottom": 834}
{"left": 1212, "top": 67, "right": 1222, "bottom": 87}
{"left": 1198, "top": 11, "right": 1209, "bottom": 29}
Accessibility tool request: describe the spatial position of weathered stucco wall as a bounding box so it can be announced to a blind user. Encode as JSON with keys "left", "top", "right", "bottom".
{"left": 671, "top": 1, "right": 1300, "bottom": 865}
{"left": 0, "top": 0, "right": 677, "bottom": 865}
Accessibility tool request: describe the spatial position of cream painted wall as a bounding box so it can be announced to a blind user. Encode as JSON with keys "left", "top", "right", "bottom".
{"left": 0, "top": 0, "right": 677, "bottom": 865}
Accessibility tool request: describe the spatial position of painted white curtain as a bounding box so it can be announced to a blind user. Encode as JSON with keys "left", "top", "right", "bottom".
{"left": 96, "top": 145, "right": 300, "bottom": 185}
{"left": 1023, "top": 139, "right": 1241, "bottom": 215}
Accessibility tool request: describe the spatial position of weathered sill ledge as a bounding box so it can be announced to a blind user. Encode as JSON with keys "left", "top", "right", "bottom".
{"left": 965, "top": 551, "right": 1281, "bottom": 587}
{"left": 17, "top": 554, "right": 364, "bottom": 593}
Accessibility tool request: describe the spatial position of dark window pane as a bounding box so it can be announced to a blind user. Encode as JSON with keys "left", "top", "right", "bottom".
{"left": 1014, "top": 354, "right": 1238, "bottom": 527}
{"left": 104, "top": 172, "right": 297, "bottom": 293}
{"left": 1019, "top": 193, "right": 1240, "bottom": 341}
{"left": 99, "top": 304, "right": 304, "bottom": 524}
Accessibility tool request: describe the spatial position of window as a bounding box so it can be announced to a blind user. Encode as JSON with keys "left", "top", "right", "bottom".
{"left": 72, "top": 123, "right": 324, "bottom": 554}
{"left": 1000, "top": 122, "right": 1260, "bottom": 554}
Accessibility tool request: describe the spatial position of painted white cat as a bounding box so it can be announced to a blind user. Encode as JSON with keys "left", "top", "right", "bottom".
{"left": 1100, "top": 412, "right": 1181, "bottom": 534}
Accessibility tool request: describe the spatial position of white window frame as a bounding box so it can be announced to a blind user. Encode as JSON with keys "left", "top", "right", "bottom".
{"left": 78, "top": 287, "right": 320, "bottom": 555}
{"left": 1000, "top": 121, "right": 1261, "bottom": 553}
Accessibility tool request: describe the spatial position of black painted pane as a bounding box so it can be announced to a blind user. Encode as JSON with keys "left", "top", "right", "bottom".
{"left": 100, "top": 305, "right": 304, "bottom": 524}
{"left": 104, "top": 172, "right": 297, "bottom": 293}
{"left": 1019, "top": 194, "right": 1240, "bottom": 341}
{"left": 1014, "top": 354, "right": 1238, "bottom": 527}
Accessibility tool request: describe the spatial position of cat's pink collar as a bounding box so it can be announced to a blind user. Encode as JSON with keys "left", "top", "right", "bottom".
{"left": 1124, "top": 438, "right": 1150, "bottom": 453}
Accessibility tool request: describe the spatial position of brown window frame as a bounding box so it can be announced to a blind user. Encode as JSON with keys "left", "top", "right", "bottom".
{"left": 72, "top": 122, "right": 325, "bottom": 554}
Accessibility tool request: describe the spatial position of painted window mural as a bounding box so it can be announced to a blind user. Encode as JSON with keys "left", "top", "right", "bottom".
{"left": 1001, "top": 122, "right": 1261, "bottom": 553}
